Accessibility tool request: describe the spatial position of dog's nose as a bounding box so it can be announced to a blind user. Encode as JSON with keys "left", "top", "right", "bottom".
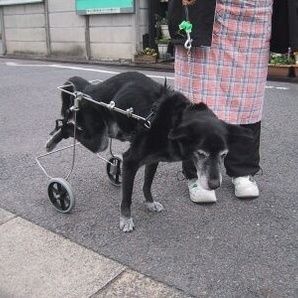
{"left": 208, "top": 179, "right": 221, "bottom": 190}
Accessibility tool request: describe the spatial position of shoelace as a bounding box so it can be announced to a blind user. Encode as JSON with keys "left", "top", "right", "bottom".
{"left": 190, "top": 182, "right": 198, "bottom": 188}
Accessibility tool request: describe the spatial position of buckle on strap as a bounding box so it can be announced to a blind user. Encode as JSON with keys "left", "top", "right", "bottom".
{"left": 143, "top": 102, "right": 159, "bottom": 129}
{"left": 50, "top": 119, "right": 67, "bottom": 135}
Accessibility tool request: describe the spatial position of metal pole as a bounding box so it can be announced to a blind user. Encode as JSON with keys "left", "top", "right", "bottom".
{"left": 148, "top": 0, "right": 157, "bottom": 50}
{"left": 44, "top": 0, "right": 51, "bottom": 57}
{"left": 85, "top": 15, "right": 91, "bottom": 60}
{"left": 0, "top": 7, "right": 7, "bottom": 55}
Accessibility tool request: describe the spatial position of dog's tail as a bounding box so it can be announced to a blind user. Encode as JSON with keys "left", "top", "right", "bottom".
{"left": 61, "top": 76, "right": 91, "bottom": 118}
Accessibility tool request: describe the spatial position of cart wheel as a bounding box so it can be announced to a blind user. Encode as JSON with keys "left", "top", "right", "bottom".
{"left": 47, "top": 178, "right": 75, "bottom": 213}
{"left": 106, "top": 154, "right": 122, "bottom": 186}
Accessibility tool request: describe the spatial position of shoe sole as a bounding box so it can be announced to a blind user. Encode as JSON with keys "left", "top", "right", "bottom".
{"left": 190, "top": 198, "right": 217, "bottom": 204}
{"left": 235, "top": 194, "right": 259, "bottom": 199}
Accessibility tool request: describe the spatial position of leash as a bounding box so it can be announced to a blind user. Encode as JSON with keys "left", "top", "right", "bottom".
{"left": 179, "top": 1, "right": 195, "bottom": 104}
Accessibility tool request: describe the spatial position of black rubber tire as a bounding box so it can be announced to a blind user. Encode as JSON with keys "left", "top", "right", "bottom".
{"left": 106, "top": 154, "right": 122, "bottom": 187}
{"left": 47, "top": 178, "right": 75, "bottom": 213}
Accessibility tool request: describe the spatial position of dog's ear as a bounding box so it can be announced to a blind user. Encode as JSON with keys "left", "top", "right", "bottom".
{"left": 168, "top": 125, "right": 189, "bottom": 140}
{"left": 226, "top": 123, "right": 253, "bottom": 143}
{"left": 168, "top": 122, "right": 199, "bottom": 141}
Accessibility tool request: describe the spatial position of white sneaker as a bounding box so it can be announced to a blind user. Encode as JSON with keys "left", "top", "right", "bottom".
{"left": 188, "top": 179, "right": 217, "bottom": 203}
{"left": 232, "top": 176, "right": 259, "bottom": 198}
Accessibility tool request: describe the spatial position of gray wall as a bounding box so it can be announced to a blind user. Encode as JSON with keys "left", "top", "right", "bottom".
{"left": 3, "top": 3, "right": 47, "bottom": 55}
{"left": 0, "top": 0, "right": 149, "bottom": 61}
{"left": 48, "top": 0, "right": 85, "bottom": 58}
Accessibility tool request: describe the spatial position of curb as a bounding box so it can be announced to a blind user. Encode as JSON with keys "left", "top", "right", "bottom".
{"left": 0, "top": 208, "right": 191, "bottom": 298}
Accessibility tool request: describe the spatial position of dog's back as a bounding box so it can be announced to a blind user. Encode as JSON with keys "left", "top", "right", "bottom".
{"left": 85, "top": 72, "right": 164, "bottom": 112}
{"left": 81, "top": 72, "right": 166, "bottom": 134}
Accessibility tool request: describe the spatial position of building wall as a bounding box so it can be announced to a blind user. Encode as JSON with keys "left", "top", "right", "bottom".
{"left": 1, "top": 0, "right": 149, "bottom": 61}
{"left": 47, "top": 0, "right": 86, "bottom": 58}
{"left": 3, "top": 3, "right": 47, "bottom": 55}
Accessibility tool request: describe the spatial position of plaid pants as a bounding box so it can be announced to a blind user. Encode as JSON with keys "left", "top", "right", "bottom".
{"left": 174, "top": 0, "right": 273, "bottom": 124}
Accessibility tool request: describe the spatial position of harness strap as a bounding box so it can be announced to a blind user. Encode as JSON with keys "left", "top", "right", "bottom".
{"left": 140, "top": 101, "right": 159, "bottom": 130}
{"left": 50, "top": 119, "right": 68, "bottom": 137}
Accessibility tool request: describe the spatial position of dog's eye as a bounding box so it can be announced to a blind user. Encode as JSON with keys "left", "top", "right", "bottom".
{"left": 197, "top": 150, "right": 209, "bottom": 158}
{"left": 220, "top": 150, "right": 228, "bottom": 159}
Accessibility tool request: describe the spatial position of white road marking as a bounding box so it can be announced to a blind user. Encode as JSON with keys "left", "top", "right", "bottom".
{"left": 266, "top": 85, "right": 290, "bottom": 90}
{"left": 5, "top": 61, "right": 174, "bottom": 81}
{"left": 5, "top": 61, "right": 119, "bottom": 75}
{"left": 275, "top": 87, "right": 290, "bottom": 90}
{"left": 5, "top": 61, "right": 291, "bottom": 88}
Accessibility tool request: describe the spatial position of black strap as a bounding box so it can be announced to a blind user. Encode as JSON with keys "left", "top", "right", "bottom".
{"left": 49, "top": 119, "right": 68, "bottom": 135}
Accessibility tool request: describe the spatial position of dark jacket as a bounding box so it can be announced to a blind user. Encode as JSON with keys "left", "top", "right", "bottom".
{"left": 270, "top": 0, "right": 298, "bottom": 52}
{"left": 168, "top": 0, "right": 216, "bottom": 47}
{"left": 168, "top": 0, "right": 298, "bottom": 52}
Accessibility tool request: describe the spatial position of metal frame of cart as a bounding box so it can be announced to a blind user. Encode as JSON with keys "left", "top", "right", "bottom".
{"left": 35, "top": 79, "right": 154, "bottom": 214}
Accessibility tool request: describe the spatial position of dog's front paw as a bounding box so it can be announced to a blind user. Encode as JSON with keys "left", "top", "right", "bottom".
{"left": 120, "top": 216, "right": 135, "bottom": 232}
{"left": 145, "top": 201, "right": 164, "bottom": 212}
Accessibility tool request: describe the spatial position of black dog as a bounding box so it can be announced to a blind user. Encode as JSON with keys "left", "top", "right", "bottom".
{"left": 46, "top": 71, "right": 249, "bottom": 232}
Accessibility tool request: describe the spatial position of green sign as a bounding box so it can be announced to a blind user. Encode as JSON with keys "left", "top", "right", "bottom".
{"left": 76, "top": 0, "right": 134, "bottom": 15}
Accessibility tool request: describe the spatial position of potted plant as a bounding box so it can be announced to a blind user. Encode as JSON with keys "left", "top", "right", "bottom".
{"left": 156, "top": 38, "right": 170, "bottom": 60}
{"left": 134, "top": 48, "right": 158, "bottom": 64}
{"left": 268, "top": 51, "right": 295, "bottom": 77}
{"left": 160, "top": 18, "right": 170, "bottom": 40}
{"left": 155, "top": 14, "right": 170, "bottom": 40}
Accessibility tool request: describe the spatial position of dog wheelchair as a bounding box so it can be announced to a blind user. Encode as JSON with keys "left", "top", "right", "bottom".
{"left": 36, "top": 79, "right": 153, "bottom": 214}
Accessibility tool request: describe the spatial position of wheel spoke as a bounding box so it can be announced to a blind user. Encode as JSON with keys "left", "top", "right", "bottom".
{"left": 51, "top": 183, "right": 59, "bottom": 198}
{"left": 57, "top": 184, "right": 69, "bottom": 210}
{"left": 107, "top": 157, "right": 122, "bottom": 186}
{"left": 115, "top": 160, "right": 121, "bottom": 183}
{"left": 59, "top": 195, "right": 66, "bottom": 210}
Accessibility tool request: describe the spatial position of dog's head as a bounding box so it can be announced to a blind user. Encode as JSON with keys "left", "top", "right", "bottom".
{"left": 168, "top": 103, "right": 252, "bottom": 190}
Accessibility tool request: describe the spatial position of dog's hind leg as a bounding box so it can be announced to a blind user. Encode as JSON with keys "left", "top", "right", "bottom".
{"left": 143, "top": 163, "right": 164, "bottom": 212}
{"left": 45, "top": 129, "right": 64, "bottom": 152}
{"left": 45, "top": 120, "right": 70, "bottom": 152}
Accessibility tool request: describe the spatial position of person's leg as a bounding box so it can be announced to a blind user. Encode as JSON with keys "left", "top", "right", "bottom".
{"left": 182, "top": 160, "right": 197, "bottom": 180}
{"left": 225, "top": 121, "right": 261, "bottom": 198}
{"left": 225, "top": 122, "right": 261, "bottom": 177}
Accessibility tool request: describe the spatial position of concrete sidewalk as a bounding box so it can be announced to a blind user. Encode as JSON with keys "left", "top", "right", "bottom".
{"left": 0, "top": 208, "right": 191, "bottom": 298}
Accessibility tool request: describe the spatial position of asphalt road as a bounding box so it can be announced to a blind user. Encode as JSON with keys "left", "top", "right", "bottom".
{"left": 0, "top": 58, "right": 297, "bottom": 298}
